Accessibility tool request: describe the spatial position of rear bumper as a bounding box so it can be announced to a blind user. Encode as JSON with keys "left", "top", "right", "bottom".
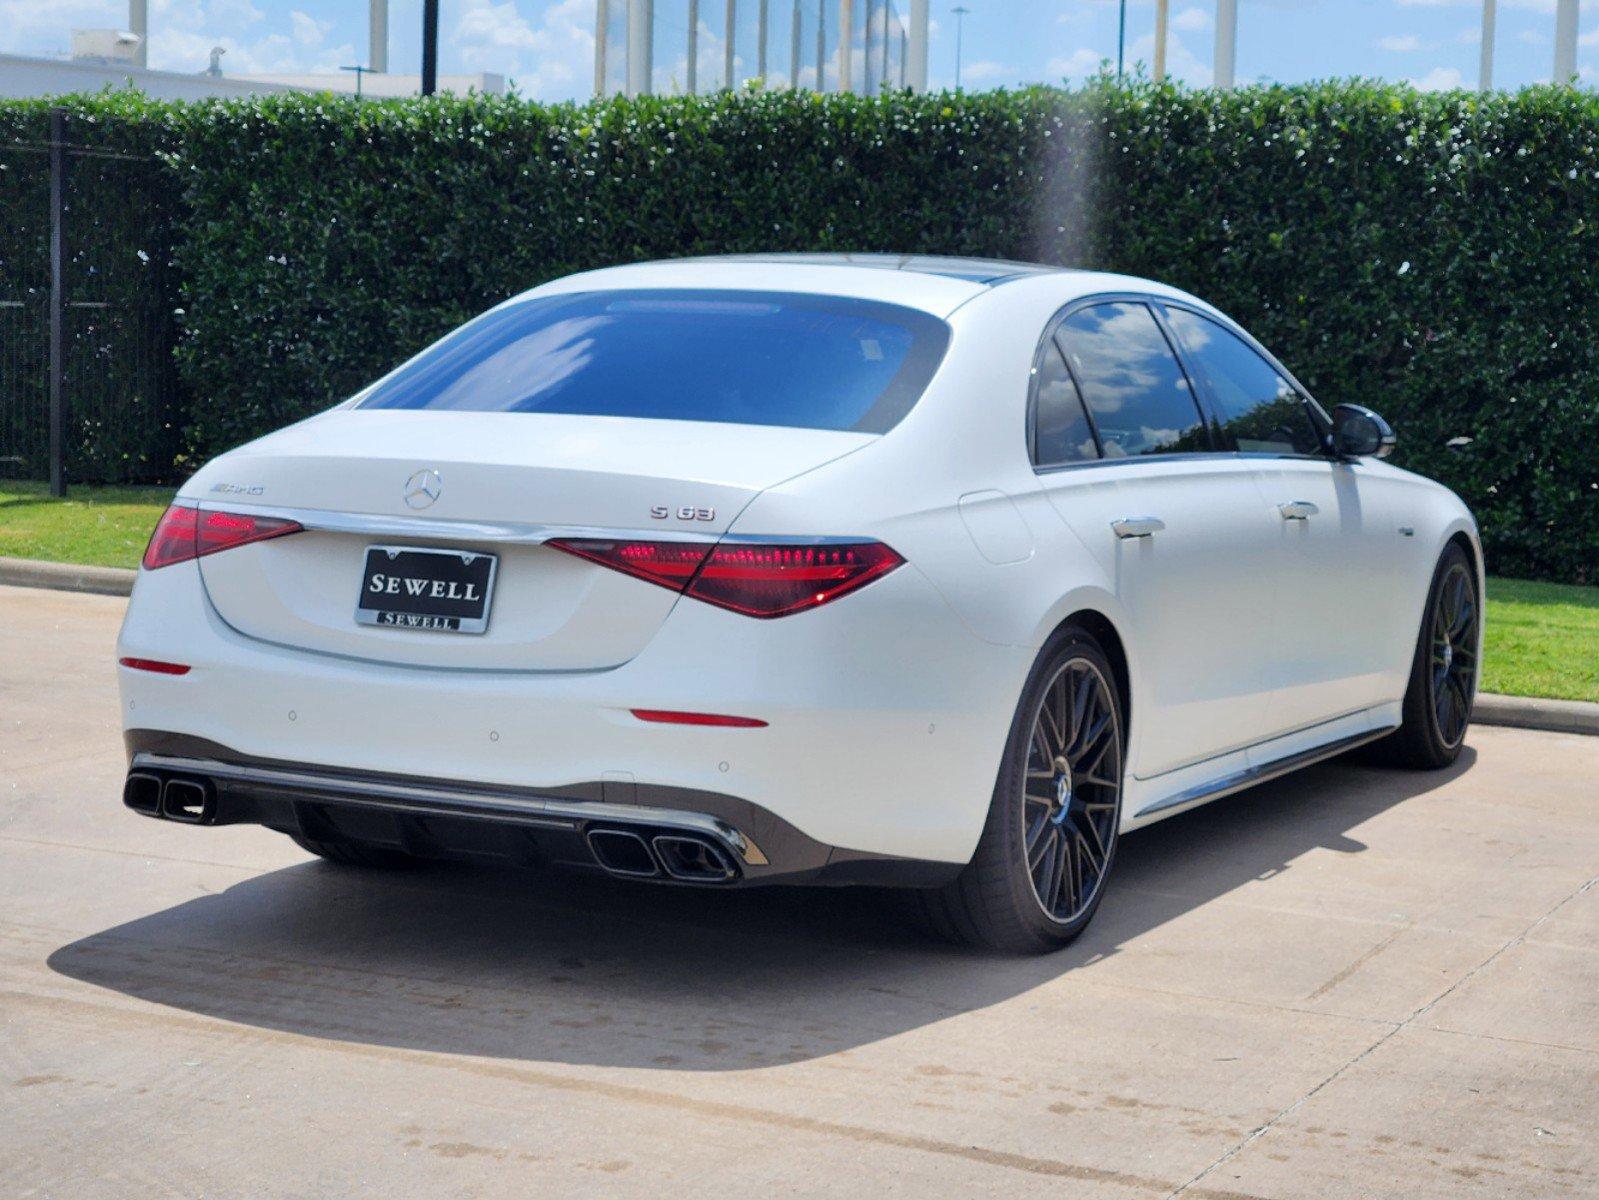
{"left": 121, "top": 733, "right": 960, "bottom": 888}
{"left": 117, "top": 557, "right": 1031, "bottom": 865}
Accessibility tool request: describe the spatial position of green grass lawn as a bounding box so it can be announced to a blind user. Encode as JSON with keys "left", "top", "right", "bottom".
{"left": 0, "top": 480, "right": 173, "bottom": 570}
{"left": 1481, "top": 577, "right": 1599, "bottom": 704}
{"left": 1, "top": 480, "right": 1595, "bottom": 703}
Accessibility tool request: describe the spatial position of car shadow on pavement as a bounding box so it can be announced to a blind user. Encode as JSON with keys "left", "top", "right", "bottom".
{"left": 48, "top": 748, "right": 1476, "bottom": 1072}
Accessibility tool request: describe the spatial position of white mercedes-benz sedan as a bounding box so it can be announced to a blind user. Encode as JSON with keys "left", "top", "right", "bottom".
{"left": 117, "top": 254, "right": 1481, "bottom": 951}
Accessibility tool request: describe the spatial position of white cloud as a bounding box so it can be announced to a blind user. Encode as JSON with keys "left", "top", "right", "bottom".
{"left": 448, "top": 0, "right": 595, "bottom": 97}
{"left": 960, "top": 59, "right": 1014, "bottom": 84}
{"left": 1410, "top": 65, "right": 1464, "bottom": 89}
{"left": 1048, "top": 48, "right": 1104, "bottom": 80}
{"left": 1378, "top": 35, "right": 1423, "bottom": 52}
{"left": 288, "top": 10, "right": 328, "bottom": 48}
{"left": 1582, "top": 26, "right": 1599, "bottom": 46}
{"left": 1130, "top": 27, "right": 1211, "bottom": 85}
{"left": 1172, "top": 6, "right": 1209, "bottom": 32}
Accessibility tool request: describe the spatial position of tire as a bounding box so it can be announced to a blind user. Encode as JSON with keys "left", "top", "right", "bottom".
{"left": 920, "top": 623, "right": 1125, "bottom": 953}
{"left": 1368, "top": 542, "right": 1479, "bottom": 770}
{"left": 289, "top": 833, "right": 422, "bottom": 869}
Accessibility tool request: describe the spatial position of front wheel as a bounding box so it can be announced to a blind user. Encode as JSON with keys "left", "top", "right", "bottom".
{"left": 1370, "top": 542, "right": 1479, "bottom": 770}
{"left": 921, "top": 625, "right": 1125, "bottom": 953}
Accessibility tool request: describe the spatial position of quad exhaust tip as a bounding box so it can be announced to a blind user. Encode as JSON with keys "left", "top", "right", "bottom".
{"left": 585, "top": 827, "right": 739, "bottom": 883}
{"left": 586, "top": 828, "right": 661, "bottom": 877}
{"left": 652, "top": 834, "right": 736, "bottom": 882}
{"left": 123, "top": 770, "right": 215, "bottom": 824}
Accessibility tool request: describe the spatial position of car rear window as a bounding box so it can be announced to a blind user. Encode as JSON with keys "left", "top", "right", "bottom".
{"left": 358, "top": 289, "right": 951, "bottom": 434}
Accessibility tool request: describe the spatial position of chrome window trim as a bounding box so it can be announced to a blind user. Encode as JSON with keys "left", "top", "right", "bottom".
{"left": 1026, "top": 290, "right": 1336, "bottom": 475}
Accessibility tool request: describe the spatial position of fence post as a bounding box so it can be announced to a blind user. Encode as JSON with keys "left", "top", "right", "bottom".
{"left": 48, "top": 106, "right": 67, "bottom": 499}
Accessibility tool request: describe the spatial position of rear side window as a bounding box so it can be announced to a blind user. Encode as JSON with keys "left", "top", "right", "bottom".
{"left": 358, "top": 289, "right": 951, "bottom": 434}
{"left": 1032, "top": 342, "right": 1100, "bottom": 466}
{"left": 1058, "top": 303, "right": 1207, "bottom": 458}
{"left": 1161, "top": 307, "right": 1323, "bottom": 456}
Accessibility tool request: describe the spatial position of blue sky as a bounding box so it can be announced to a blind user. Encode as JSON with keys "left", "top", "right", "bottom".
{"left": 4, "top": 0, "right": 1597, "bottom": 98}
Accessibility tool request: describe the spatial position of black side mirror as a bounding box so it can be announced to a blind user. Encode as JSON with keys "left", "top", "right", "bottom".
{"left": 1331, "top": 404, "right": 1396, "bottom": 460}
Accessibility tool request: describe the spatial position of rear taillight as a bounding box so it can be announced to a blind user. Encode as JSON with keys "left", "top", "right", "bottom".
{"left": 142, "top": 504, "right": 303, "bottom": 570}
{"left": 548, "top": 538, "right": 903, "bottom": 618}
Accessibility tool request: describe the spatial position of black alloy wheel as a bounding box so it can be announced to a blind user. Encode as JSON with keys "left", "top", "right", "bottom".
{"left": 1021, "top": 658, "right": 1121, "bottom": 924}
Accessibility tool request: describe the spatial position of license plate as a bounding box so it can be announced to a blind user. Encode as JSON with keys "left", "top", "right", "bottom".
{"left": 356, "top": 546, "right": 498, "bottom": 635}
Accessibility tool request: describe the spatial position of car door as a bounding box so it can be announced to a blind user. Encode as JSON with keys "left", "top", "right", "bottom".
{"left": 1032, "top": 299, "right": 1283, "bottom": 781}
{"left": 1158, "top": 304, "right": 1398, "bottom": 735}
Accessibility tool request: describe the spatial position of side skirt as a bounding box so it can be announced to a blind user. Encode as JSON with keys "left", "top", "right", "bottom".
{"left": 1131, "top": 725, "right": 1397, "bottom": 822}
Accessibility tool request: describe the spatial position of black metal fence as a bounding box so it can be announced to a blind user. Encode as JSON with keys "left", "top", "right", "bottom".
{"left": 0, "top": 108, "right": 185, "bottom": 491}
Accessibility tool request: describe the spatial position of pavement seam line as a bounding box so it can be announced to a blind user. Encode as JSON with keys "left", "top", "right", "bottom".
{"left": 1163, "top": 870, "right": 1599, "bottom": 1199}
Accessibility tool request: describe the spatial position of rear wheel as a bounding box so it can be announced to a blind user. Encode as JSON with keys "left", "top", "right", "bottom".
{"left": 289, "top": 834, "right": 422, "bottom": 869}
{"left": 1370, "top": 543, "right": 1478, "bottom": 769}
{"left": 921, "top": 625, "right": 1124, "bottom": 953}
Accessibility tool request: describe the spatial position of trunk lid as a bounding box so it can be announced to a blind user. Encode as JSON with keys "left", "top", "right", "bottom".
{"left": 189, "top": 411, "right": 873, "bottom": 670}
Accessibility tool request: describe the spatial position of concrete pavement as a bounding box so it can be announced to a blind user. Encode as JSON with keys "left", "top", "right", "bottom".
{"left": 2, "top": 583, "right": 1596, "bottom": 1198}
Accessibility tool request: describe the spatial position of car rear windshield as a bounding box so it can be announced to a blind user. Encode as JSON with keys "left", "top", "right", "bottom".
{"left": 357, "top": 289, "right": 952, "bottom": 434}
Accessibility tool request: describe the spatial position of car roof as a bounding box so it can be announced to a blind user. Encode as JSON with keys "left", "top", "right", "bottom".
{"left": 682, "top": 252, "right": 1074, "bottom": 285}
{"left": 524, "top": 254, "right": 1134, "bottom": 319}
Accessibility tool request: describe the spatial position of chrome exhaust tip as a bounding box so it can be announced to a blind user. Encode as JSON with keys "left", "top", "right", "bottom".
{"left": 586, "top": 828, "right": 661, "bottom": 877}
{"left": 160, "top": 777, "right": 214, "bottom": 824}
{"left": 652, "top": 834, "right": 737, "bottom": 883}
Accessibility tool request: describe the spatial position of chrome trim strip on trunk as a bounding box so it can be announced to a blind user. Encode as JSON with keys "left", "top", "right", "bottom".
{"left": 188, "top": 500, "right": 877, "bottom": 550}
{"left": 1132, "top": 725, "right": 1397, "bottom": 820}
{"left": 131, "top": 752, "right": 769, "bottom": 866}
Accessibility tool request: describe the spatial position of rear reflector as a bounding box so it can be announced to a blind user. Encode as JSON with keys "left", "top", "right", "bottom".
{"left": 548, "top": 538, "right": 903, "bottom": 618}
{"left": 631, "top": 709, "right": 768, "bottom": 728}
{"left": 142, "top": 504, "right": 303, "bottom": 570}
{"left": 118, "top": 657, "right": 191, "bottom": 675}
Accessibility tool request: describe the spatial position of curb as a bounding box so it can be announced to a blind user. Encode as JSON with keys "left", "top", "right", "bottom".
{"left": 0, "top": 556, "right": 135, "bottom": 597}
{"left": 2, "top": 554, "right": 1595, "bottom": 738}
{"left": 1472, "top": 692, "right": 1599, "bottom": 738}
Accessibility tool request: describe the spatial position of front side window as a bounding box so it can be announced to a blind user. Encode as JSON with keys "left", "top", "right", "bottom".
{"left": 359, "top": 290, "right": 951, "bottom": 434}
{"left": 1032, "top": 341, "right": 1100, "bottom": 466}
{"left": 1161, "top": 307, "right": 1323, "bottom": 456}
{"left": 1057, "top": 303, "right": 1208, "bottom": 458}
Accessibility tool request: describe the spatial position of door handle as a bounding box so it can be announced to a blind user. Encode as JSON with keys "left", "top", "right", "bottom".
{"left": 1111, "top": 516, "right": 1166, "bottom": 539}
{"left": 1278, "top": 500, "right": 1320, "bottom": 521}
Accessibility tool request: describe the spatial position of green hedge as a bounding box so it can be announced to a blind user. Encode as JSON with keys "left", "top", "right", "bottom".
{"left": 2, "top": 83, "right": 1596, "bottom": 583}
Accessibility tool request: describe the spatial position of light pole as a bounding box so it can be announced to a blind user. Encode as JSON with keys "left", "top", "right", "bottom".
{"left": 952, "top": 4, "right": 969, "bottom": 89}
{"left": 340, "top": 64, "right": 372, "bottom": 96}
{"left": 421, "top": 0, "right": 438, "bottom": 95}
{"left": 1116, "top": 0, "right": 1126, "bottom": 80}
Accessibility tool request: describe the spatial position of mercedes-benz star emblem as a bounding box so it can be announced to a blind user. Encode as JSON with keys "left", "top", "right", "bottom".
{"left": 403, "top": 469, "right": 442, "bottom": 510}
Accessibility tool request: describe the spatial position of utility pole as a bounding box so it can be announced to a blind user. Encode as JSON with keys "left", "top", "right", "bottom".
{"left": 864, "top": 0, "right": 875, "bottom": 91}
{"left": 626, "top": 0, "right": 651, "bottom": 94}
{"left": 790, "top": 0, "right": 801, "bottom": 85}
{"left": 370, "top": 0, "right": 388, "bottom": 72}
{"left": 758, "top": 0, "right": 768, "bottom": 78}
{"left": 725, "top": 0, "right": 736, "bottom": 87}
{"left": 129, "top": 0, "right": 148, "bottom": 67}
{"left": 1554, "top": 0, "right": 1578, "bottom": 83}
{"left": 1153, "top": 0, "right": 1169, "bottom": 82}
{"left": 421, "top": 0, "right": 438, "bottom": 94}
{"left": 1214, "top": 0, "right": 1237, "bottom": 89}
{"left": 687, "top": 0, "right": 698, "bottom": 90}
{"left": 907, "top": 0, "right": 928, "bottom": 91}
{"left": 595, "top": 0, "right": 608, "bottom": 94}
{"left": 952, "top": 5, "right": 968, "bottom": 90}
{"left": 817, "top": 0, "right": 827, "bottom": 89}
{"left": 1478, "top": 0, "right": 1495, "bottom": 91}
{"left": 839, "top": 0, "right": 853, "bottom": 91}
